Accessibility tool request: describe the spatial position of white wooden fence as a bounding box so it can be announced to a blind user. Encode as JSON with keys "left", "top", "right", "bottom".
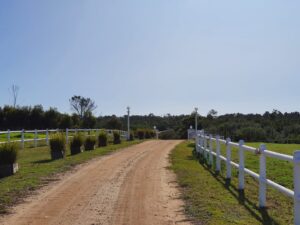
{"left": 0, "top": 128, "right": 128, "bottom": 148}
{"left": 195, "top": 130, "right": 300, "bottom": 225}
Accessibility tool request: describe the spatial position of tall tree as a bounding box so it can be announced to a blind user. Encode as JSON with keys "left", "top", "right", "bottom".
{"left": 69, "top": 96, "right": 97, "bottom": 119}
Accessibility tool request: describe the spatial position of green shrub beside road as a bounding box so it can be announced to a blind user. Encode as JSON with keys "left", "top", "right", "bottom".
{"left": 70, "top": 134, "right": 84, "bottom": 155}
{"left": 98, "top": 131, "right": 107, "bottom": 147}
{"left": 0, "top": 143, "right": 18, "bottom": 165}
{"left": 84, "top": 136, "right": 96, "bottom": 150}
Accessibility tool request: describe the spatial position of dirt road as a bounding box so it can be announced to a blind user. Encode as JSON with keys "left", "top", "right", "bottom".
{"left": 0, "top": 140, "right": 191, "bottom": 225}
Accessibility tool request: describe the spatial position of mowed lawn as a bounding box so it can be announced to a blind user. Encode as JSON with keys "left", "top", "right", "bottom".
{"left": 0, "top": 140, "right": 141, "bottom": 214}
{"left": 0, "top": 132, "right": 45, "bottom": 142}
{"left": 170, "top": 141, "right": 298, "bottom": 225}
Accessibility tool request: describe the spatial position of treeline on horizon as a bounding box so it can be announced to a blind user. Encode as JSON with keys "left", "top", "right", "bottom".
{"left": 1, "top": 105, "right": 300, "bottom": 144}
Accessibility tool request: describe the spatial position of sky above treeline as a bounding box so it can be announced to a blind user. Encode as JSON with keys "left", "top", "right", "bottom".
{"left": 0, "top": 1, "right": 299, "bottom": 117}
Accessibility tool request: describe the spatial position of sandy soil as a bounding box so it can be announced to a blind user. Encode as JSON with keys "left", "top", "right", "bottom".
{"left": 0, "top": 140, "right": 191, "bottom": 225}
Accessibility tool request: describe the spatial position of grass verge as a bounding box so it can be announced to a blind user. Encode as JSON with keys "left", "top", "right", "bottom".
{"left": 0, "top": 140, "right": 141, "bottom": 214}
{"left": 170, "top": 141, "right": 294, "bottom": 225}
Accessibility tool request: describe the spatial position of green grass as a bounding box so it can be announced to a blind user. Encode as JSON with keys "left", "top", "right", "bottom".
{"left": 222, "top": 142, "right": 296, "bottom": 190}
{"left": 0, "top": 139, "right": 141, "bottom": 214}
{"left": 0, "top": 132, "right": 46, "bottom": 142}
{"left": 170, "top": 141, "right": 295, "bottom": 225}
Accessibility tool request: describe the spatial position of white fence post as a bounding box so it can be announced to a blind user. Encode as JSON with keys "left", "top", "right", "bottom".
{"left": 46, "top": 129, "right": 49, "bottom": 145}
{"left": 216, "top": 135, "right": 221, "bottom": 172}
{"left": 204, "top": 135, "right": 207, "bottom": 159}
{"left": 293, "top": 150, "right": 300, "bottom": 225}
{"left": 196, "top": 135, "right": 200, "bottom": 153}
{"left": 209, "top": 134, "right": 213, "bottom": 166}
{"left": 226, "top": 138, "right": 231, "bottom": 179}
{"left": 66, "top": 128, "right": 69, "bottom": 145}
{"left": 259, "top": 144, "right": 267, "bottom": 208}
{"left": 21, "top": 129, "right": 25, "bottom": 149}
{"left": 7, "top": 129, "right": 10, "bottom": 143}
{"left": 34, "top": 129, "right": 37, "bottom": 148}
{"left": 200, "top": 131, "right": 203, "bottom": 154}
{"left": 238, "top": 140, "right": 245, "bottom": 190}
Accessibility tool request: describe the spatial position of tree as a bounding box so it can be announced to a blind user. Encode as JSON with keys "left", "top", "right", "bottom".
{"left": 104, "top": 115, "right": 122, "bottom": 129}
{"left": 44, "top": 108, "right": 60, "bottom": 128}
{"left": 82, "top": 112, "right": 96, "bottom": 128}
{"left": 69, "top": 96, "right": 97, "bottom": 119}
{"left": 11, "top": 85, "right": 19, "bottom": 108}
{"left": 207, "top": 109, "right": 218, "bottom": 119}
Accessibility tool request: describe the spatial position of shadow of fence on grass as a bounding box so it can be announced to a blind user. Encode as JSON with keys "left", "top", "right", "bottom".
{"left": 189, "top": 150, "right": 280, "bottom": 225}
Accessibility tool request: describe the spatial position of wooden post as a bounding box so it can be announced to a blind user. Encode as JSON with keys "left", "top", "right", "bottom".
{"left": 216, "top": 135, "right": 221, "bottom": 172}
{"left": 226, "top": 138, "right": 231, "bottom": 179}
{"left": 21, "top": 129, "right": 25, "bottom": 149}
{"left": 46, "top": 129, "right": 49, "bottom": 145}
{"left": 204, "top": 134, "right": 207, "bottom": 159}
{"left": 293, "top": 150, "right": 300, "bottom": 225}
{"left": 7, "top": 129, "right": 10, "bottom": 143}
{"left": 196, "top": 135, "right": 199, "bottom": 153}
{"left": 66, "top": 128, "right": 69, "bottom": 145}
{"left": 238, "top": 140, "right": 245, "bottom": 190}
{"left": 259, "top": 144, "right": 267, "bottom": 208}
{"left": 200, "top": 131, "right": 204, "bottom": 154}
{"left": 209, "top": 135, "right": 213, "bottom": 166}
{"left": 34, "top": 129, "right": 37, "bottom": 148}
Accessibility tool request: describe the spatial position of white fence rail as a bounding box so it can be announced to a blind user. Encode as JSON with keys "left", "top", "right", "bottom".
{"left": 194, "top": 130, "right": 300, "bottom": 225}
{"left": 0, "top": 128, "right": 128, "bottom": 148}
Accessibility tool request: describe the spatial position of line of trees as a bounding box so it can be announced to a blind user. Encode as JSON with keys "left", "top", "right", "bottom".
{"left": 188, "top": 109, "right": 300, "bottom": 143}
{"left": 1, "top": 97, "right": 300, "bottom": 143}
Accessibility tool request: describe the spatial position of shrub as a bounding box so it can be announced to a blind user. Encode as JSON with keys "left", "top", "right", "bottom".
{"left": 129, "top": 131, "right": 134, "bottom": 141}
{"left": 84, "top": 136, "right": 96, "bottom": 151}
{"left": 145, "top": 130, "right": 152, "bottom": 139}
{"left": 113, "top": 131, "right": 121, "bottom": 144}
{"left": 136, "top": 129, "right": 145, "bottom": 140}
{"left": 70, "top": 134, "right": 84, "bottom": 155}
{"left": 49, "top": 133, "right": 66, "bottom": 159}
{"left": 0, "top": 143, "right": 18, "bottom": 165}
{"left": 98, "top": 131, "right": 107, "bottom": 147}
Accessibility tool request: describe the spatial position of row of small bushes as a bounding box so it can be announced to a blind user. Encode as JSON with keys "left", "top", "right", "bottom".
{"left": 49, "top": 131, "right": 121, "bottom": 160}
{"left": 0, "top": 129, "right": 137, "bottom": 167}
{"left": 69, "top": 134, "right": 97, "bottom": 154}
{"left": 0, "top": 130, "right": 125, "bottom": 178}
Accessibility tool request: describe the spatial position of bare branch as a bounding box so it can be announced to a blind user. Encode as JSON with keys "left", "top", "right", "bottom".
{"left": 11, "top": 85, "right": 19, "bottom": 108}
{"left": 69, "top": 95, "right": 97, "bottom": 119}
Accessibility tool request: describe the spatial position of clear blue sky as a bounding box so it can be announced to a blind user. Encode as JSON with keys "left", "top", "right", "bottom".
{"left": 0, "top": 1, "right": 299, "bottom": 116}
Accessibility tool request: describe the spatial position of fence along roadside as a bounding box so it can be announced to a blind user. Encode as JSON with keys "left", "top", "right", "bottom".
{"left": 194, "top": 130, "right": 300, "bottom": 225}
{"left": 0, "top": 128, "right": 128, "bottom": 148}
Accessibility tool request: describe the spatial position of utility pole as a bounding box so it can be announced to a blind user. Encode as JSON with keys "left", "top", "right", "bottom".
{"left": 127, "top": 106, "right": 130, "bottom": 140}
{"left": 195, "top": 107, "right": 198, "bottom": 134}
{"left": 154, "top": 126, "right": 158, "bottom": 139}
